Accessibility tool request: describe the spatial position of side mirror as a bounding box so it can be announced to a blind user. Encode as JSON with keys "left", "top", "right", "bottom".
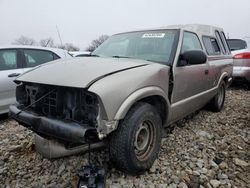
{"left": 179, "top": 50, "right": 207, "bottom": 66}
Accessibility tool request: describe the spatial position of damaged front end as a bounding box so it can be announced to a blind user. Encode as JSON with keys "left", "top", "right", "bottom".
{"left": 9, "top": 82, "right": 102, "bottom": 144}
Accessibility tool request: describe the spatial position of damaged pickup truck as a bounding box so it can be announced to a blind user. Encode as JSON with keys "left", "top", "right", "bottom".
{"left": 10, "top": 24, "right": 233, "bottom": 174}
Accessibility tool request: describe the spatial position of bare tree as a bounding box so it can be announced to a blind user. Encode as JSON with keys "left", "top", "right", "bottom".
{"left": 57, "top": 43, "right": 80, "bottom": 51}
{"left": 13, "top": 36, "right": 80, "bottom": 51}
{"left": 86, "top": 35, "right": 109, "bottom": 52}
{"left": 12, "top": 36, "right": 36, "bottom": 45}
{"left": 39, "top": 38, "right": 54, "bottom": 47}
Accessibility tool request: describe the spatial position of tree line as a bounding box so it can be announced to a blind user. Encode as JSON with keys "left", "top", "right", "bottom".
{"left": 12, "top": 35, "right": 109, "bottom": 52}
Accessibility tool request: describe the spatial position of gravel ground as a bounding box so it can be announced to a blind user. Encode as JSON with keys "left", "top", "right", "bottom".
{"left": 0, "top": 84, "right": 249, "bottom": 188}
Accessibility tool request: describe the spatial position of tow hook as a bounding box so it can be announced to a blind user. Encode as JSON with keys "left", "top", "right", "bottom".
{"left": 78, "top": 165, "right": 106, "bottom": 188}
{"left": 77, "top": 142, "right": 106, "bottom": 188}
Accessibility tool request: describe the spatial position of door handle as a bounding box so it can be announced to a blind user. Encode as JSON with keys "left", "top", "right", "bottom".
{"left": 8, "top": 73, "right": 20, "bottom": 77}
{"left": 205, "top": 70, "right": 209, "bottom": 75}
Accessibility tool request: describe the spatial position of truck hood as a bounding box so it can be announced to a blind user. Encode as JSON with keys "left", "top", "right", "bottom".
{"left": 16, "top": 57, "right": 150, "bottom": 88}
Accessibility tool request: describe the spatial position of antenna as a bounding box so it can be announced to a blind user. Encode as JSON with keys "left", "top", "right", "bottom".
{"left": 56, "top": 25, "right": 67, "bottom": 58}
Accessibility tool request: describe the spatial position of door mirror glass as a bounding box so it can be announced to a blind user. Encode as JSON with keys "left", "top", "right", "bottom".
{"left": 179, "top": 50, "right": 207, "bottom": 66}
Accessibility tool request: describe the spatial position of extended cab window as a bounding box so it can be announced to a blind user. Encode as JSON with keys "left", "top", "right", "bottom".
{"left": 202, "top": 37, "right": 221, "bottom": 55}
{"left": 0, "top": 49, "right": 18, "bottom": 71}
{"left": 181, "top": 32, "right": 202, "bottom": 53}
{"left": 215, "top": 31, "right": 225, "bottom": 54}
{"left": 220, "top": 32, "right": 230, "bottom": 53}
{"left": 23, "top": 49, "right": 54, "bottom": 68}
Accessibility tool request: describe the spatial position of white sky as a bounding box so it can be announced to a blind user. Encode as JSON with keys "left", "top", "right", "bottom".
{"left": 0, "top": 0, "right": 250, "bottom": 50}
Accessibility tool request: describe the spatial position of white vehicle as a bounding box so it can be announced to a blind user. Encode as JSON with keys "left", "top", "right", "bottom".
{"left": 0, "top": 45, "right": 71, "bottom": 114}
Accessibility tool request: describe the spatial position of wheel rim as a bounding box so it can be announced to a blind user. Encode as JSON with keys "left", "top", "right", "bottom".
{"left": 217, "top": 85, "right": 224, "bottom": 107}
{"left": 134, "top": 120, "right": 156, "bottom": 161}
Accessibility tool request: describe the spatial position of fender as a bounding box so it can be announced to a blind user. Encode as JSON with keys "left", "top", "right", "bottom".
{"left": 216, "top": 72, "right": 229, "bottom": 87}
{"left": 114, "top": 86, "right": 170, "bottom": 121}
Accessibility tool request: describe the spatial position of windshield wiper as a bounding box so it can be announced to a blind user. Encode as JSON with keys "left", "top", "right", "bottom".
{"left": 112, "top": 56, "right": 158, "bottom": 63}
{"left": 89, "top": 54, "right": 100, "bottom": 57}
{"left": 111, "top": 55, "right": 132, "bottom": 59}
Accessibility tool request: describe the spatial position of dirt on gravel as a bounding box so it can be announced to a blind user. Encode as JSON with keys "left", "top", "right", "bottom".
{"left": 0, "top": 83, "right": 249, "bottom": 188}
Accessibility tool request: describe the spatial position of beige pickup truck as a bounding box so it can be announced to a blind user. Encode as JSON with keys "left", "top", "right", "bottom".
{"left": 10, "top": 24, "right": 233, "bottom": 174}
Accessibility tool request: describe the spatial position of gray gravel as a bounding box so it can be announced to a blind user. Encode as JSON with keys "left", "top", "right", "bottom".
{"left": 0, "top": 84, "right": 249, "bottom": 188}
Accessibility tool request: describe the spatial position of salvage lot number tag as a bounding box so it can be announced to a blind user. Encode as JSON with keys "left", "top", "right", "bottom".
{"left": 142, "top": 33, "right": 165, "bottom": 38}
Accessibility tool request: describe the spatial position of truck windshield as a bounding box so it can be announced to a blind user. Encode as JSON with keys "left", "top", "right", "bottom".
{"left": 92, "top": 30, "right": 178, "bottom": 65}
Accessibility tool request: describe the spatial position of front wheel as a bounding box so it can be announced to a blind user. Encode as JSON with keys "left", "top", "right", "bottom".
{"left": 109, "top": 102, "right": 162, "bottom": 174}
{"left": 208, "top": 81, "right": 226, "bottom": 112}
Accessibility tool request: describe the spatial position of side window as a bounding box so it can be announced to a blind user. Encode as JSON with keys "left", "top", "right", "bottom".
{"left": 220, "top": 32, "right": 230, "bottom": 53}
{"left": 53, "top": 53, "right": 60, "bottom": 60}
{"left": 23, "top": 49, "right": 54, "bottom": 68}
{"left": 215, "top": 31, "right": 225, "bottom": 54}
{"left": 202, "top": 36, "right": 221, "bottom": 55}
{"left": 0, "top": 49, "right": 18, "bottom": 71}
{"left": 181, "top": 32, "right": 202, "bottom": 53}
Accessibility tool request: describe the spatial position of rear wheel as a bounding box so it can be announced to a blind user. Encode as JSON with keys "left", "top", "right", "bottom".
{"left": 109, "top": 102, "right": 162, "bottom": 174}
{"left": 208, "top": 81, "right": 226, "bottom": 112}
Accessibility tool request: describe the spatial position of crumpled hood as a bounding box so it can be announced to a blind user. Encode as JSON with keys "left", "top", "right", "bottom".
{"left": 16, "top": 57, "right": 150, "bottom": 88}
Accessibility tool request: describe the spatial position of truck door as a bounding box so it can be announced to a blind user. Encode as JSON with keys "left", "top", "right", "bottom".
{"left": 170, "top": 31, "right": 210, "bottom": 122}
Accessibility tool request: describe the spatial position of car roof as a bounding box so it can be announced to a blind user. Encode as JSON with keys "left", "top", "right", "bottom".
{"left": 116, "top": 24, "right": 224, "bottom": 37}
{"left": 0, "top": 45, "right": 71, "bottom": 58}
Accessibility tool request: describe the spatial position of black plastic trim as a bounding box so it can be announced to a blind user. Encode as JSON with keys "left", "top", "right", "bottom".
{"left": 9, "top": 105, "right": 97, "bottom": 143}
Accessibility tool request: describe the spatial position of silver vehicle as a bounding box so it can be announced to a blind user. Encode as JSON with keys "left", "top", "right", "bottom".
{"left": 0, "top": 45, "right": 71, "bottom": 114}
{"left": 227, "top": 38, "right": 250, "bottom": 81}
{"left": 10, "top": 25, "right": 233, "bottom": 174}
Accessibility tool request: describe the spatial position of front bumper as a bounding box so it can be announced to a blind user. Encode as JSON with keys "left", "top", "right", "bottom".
{"left": 233, "top": 66, "right": 250, "bottom": 81}
{"left": 9, "top": 105, "right": 97, "bottom": 143}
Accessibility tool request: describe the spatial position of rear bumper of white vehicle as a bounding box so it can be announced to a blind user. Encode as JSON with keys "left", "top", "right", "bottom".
{"left": 232, "top": 66, "right": 250, "bottom": 81}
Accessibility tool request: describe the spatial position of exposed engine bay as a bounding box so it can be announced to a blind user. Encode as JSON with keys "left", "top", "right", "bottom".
{"left": 10, "top": 82, "right": 100, "bottom": 144}
{"left": 16, "top": 82, "right": 99, "bottom": 126}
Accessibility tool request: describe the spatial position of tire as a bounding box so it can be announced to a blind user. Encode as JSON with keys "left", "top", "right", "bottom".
{"left": 109, "top": 102, "right": 162, "bottom": 175}
{"left": 208, "top": 81, "right": 226, "bottom": 112}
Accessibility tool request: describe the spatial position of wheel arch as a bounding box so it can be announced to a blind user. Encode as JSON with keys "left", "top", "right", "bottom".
{"left": 217, "top": 72, "right": 229, "bottom": 87}
{"left": 114, "top": 86, "right": 170, "bottom": 126}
